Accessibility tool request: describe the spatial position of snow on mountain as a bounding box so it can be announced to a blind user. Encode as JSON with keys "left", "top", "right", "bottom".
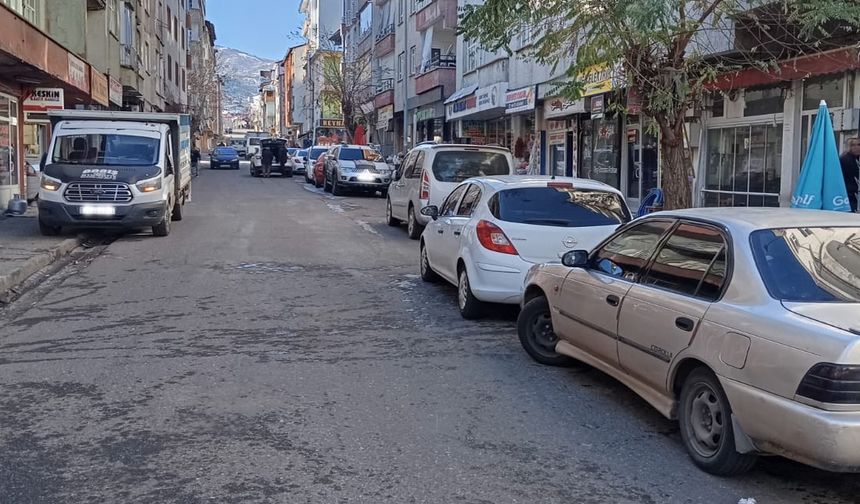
{"left": 216, "top": 46, "right": 276, "bottom": 116}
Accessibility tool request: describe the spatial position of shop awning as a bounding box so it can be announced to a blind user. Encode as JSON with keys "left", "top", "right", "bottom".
{"left": 444, "top": 84, "right": 478, "bottom": 104}
{"left": 707, "top": 47, "right": 860, "bottom": 91}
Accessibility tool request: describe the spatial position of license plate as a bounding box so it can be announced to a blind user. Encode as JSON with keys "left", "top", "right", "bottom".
{"left": 80, "top": 205, "right": 115, "bottom": 216}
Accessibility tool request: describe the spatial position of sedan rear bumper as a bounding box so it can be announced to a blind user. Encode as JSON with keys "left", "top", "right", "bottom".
{"left": 722, "top": 376, "right": 860, "bottom": 472}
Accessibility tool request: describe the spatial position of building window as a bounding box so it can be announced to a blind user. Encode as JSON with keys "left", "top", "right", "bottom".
{"left": 465, "top": 38, "right": 479, "bottom": 73}
{"left": 803, "top": 74, "right": 844, "bottom": 110}
{"left": 181, "top": 69, "right": 186, "bottom": 91}
{"left": 181, "top": 24, "right": 186, "bottom": 50}
{"left": 167, "top": 54, "right": 173, "bottom": 81}
{"left": 144, "top": 40, "right": 150, "bottom": 73}
{"left": 166, "top": 6, "right": 172, "bottom": 38}
{"left": 175, "top": 61, "right": 179, "bottom": 86}
{"left": 359, "top": 4, "right": 371, "bottom": 37}
{"left": 703, "top": 123, "right": 783, "bottom": 207}
{"left": 397, "top": 51, "right": 404, "bottom": 81}
{"left": 173, "top": 16, "right": 178, "bottom": 42}
{"left": 398, "top": 0, "right": 404, "bottom": 24}
{"left": 409, "top": 45, "right": 416, "bottom": 75}
{"left": 3, "top": 0, "right": 39, "bottom": 25}
{"left": 744, "top": 84, "right": 785, "bottom": 117}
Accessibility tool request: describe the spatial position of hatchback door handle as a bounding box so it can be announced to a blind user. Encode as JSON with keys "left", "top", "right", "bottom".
{"left": 675, "top": 317, "right": 695, "bottom": 332}
{"left": 437, "top": 229, "right": 443, "bottom": 234}
{"left": 453, "top": 230, "right": 461, "bottom": 236}
{"left": 605, "top": 294, "right": 620, "bottom": 306}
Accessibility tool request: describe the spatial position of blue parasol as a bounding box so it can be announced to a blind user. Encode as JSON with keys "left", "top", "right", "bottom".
{"left": 791, "top": 100, "right": 851, "bottom": 211}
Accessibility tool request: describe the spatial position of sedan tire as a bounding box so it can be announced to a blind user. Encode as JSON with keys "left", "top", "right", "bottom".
{"left": 517, "top": 296, "right": 576, "bottom": 366}
{"left": 331, "top": 172, "right": 345, "bottom": 196}
{"left": 457, "top": 267, "right": 484, "bottom": 320}
{"left": 678, "top": 368, "right": 757, "bottom": 476}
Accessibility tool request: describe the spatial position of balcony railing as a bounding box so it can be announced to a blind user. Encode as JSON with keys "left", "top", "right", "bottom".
{"left": 375, "top": 23, "right": 395, "bottom": 42}
{"left": 376, "top": 79, "right": 394, "bottom": 94}
{"left": 420, "top": 55, "right": 456, "bottom": 74}
{"left": 120, "top": 44, "right": 139, "bottom": 70}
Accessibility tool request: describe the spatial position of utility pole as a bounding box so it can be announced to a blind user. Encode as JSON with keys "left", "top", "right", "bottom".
{"left": 401, "top": 1, "right": 408, "bottom": 153}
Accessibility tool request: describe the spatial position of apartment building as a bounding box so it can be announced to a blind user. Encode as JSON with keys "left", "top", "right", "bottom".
{"left": 299, "top": 0, "right": 343, "bottom": 145}
{"left": 281, "top": 43, "right": 308, "bottom": 141}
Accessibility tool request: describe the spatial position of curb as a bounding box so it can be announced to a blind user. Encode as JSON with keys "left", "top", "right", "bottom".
{"left": 0, "top": 236, "right": 83, "bottom": 298}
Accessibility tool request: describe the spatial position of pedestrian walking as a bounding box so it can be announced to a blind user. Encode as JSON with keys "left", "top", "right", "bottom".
{"left": 278, "top": 145, "right": 288, "bottom": 175}
{"left": 839, "top": 137, "right": 860, "bottom": 212}
{"left": 190, "top": 147, "right": 200, "bottom": 177}
{"left": 261, "top": 146, "right": 274, "bottom": 178}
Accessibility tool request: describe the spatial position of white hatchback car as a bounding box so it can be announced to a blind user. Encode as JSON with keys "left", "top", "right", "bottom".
{"left": 419, "top": 176, "right": 632, "bottom": 318}
{"left": 387, "top": 143, "right": 516, "bottom": 239}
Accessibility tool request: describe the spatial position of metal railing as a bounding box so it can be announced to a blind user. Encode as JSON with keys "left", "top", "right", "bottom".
{"left": 376, "top": 78, "right": 394, "bottom": 94}
{"left": 375, "top": 23, "right": 395, "bottom": 41}
{"left": 120, "top": 44, "right": 139, "bottom": 70}
{"left": 420, "top": 55, "right": 456, "bottom": 74}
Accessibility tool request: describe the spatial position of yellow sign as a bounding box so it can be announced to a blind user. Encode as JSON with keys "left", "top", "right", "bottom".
{"left": 578, "top": 63, "right": 616, "bottom": 97}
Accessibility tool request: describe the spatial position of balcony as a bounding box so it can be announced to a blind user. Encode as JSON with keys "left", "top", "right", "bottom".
{"left": 120, "top": 44, "right": 139, "bottom": 71}
{"left": 375, "top": 24, "right": 396, "bottom": 56}
{"left": 415, "top": 0, "right": 457, "bottom": 32}
{"left": 415, "top": 56, "right": 456, "bottom": 95}
{"left": 374, "top": 79, "right": 394, "bottom": 108}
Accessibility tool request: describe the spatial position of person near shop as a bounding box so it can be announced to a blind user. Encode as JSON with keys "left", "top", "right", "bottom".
{"left": 190, "top": 147, "right": 201, "bottom": 177}
{"left": 839, "top": 137, "right": 860, "bottom": 212}
{"left": 261, "top": 146, "right": 274, "bottom": 178}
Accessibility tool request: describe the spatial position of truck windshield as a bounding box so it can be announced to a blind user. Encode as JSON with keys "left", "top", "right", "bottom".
{"left": 52, "top": 134, "right": 160, "bottom": 166}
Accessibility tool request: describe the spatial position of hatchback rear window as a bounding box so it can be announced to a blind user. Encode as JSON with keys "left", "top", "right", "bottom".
{"left": 750, "top": 227, "right": 860, "bottom": 302}
{"left": 490, "top": 187, "right": 631, "bottom": 227}
{"left": 431, "top": 150, "right": 510, "bottom": 182}
{"left": 215, "top": 148, "right": 237, "bottom": 156}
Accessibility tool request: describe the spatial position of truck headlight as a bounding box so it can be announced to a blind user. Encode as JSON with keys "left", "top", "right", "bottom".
{"left": 136, "top": 176, "right": 162, "bottom": 193}
{"left": 40, "top": 174, "right": 61, "bottom": 191}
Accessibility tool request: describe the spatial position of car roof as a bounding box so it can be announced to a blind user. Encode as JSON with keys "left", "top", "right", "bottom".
{"left": 648, "top": 207, "right": 860, "bottom": 232}
{"left": 470, "top": 176, "right": 624, "bottom": 195}
{"left": 338, "top": 144, "right": 378, "bottom": 150}
{"left": 412, "top": 143, "right": 511, "bottom": 153}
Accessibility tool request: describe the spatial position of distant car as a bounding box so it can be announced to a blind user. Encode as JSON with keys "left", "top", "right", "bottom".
{"left": 323, "top": 144, "right": 391, "bottom": 197}
{"left": 313, "top": 151, "right": 330, "bottom": 188}
{"left": 387, "top": 144, "right": 516, "bottom": 239}
{"left": 419, "top": 176, "right": 631, "bottom": 318}
{"left": 305, "top": 146, "right": 331, "bottom": 184}
{"left": 210, "top": 147, "right": 240, "bottom": 170}
{"left": 287, "top": 148, "right": 301, "bottom": 173}
{"left": 251, "top": 138, "right": 292, "bottom": 177}
{"left": 519, "top": 208, "right": 860, "bottom": 476}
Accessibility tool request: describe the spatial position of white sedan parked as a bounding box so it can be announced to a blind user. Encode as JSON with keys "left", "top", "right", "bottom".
{"left": 419, "top": 176, "right": 632, "bottom": 318}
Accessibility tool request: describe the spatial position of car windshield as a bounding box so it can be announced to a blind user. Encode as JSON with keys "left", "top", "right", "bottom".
{"left": 492, "top": 187, "right": 631, "bottom": 227}
{"left": 297, "top": 150, "right": 307, "bottom": 156}
{"left": 750, "top": 227, "right": 860, "bottom": 302}
{"left": 249, "top": 138, "right": 261, "bottom": 145}
{"left": 287, "top": 148, "right": 297, "bottom": 155}
{"left": 51, "top": 134, "right": 160, "bottom": 166}
{"left": 339, "top": 148, "right": 382, "bottom": 161}
{"left": 216, "top": 148, "right": 237, "bottom": 156}
{"left": 309, "top": 148, "right": 328, "bottom": 160}
{"left": 230, "top": 140, "right": 243, "bottom": 147}
{"left": 432, "top": 150, "right": 510, "bottom": 182}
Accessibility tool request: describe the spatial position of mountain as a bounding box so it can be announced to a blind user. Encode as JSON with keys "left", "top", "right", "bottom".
{"left": 216, "top": 46, "right": 276, "bottom": 116}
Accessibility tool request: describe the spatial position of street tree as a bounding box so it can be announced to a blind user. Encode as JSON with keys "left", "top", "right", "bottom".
{"left": 320, "top": 51, "right": 374, "bottom": 140}
{"left": 460, "top": 0, "right": 860, "bottom": 209}
{"left": 189, "top": 44, "right": 224, "bottom": 143}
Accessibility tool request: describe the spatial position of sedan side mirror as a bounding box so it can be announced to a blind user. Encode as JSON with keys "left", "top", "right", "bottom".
{"left": 420, "top": 205, "right": 439, "bottom": 220}
{"left": 562, "top": 250, "right": 589, "bottom": 268}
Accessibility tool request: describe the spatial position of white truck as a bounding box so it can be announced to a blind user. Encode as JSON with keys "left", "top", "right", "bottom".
{"left": 37, "top": 110, "right": 192, "bottom": 237}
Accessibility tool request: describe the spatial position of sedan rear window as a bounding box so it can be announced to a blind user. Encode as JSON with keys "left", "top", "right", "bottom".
{"left": 432, "top": 150, "right": 510, "bottom": 182}
{"left": 340, "top": 148, "right": 382, "bottom": 161}
{"left": 309, "top": 148, "right": 328, "bottom": 160}
{"left": 751, "top": 227, "right": 860, "bottom": 302}
{"left": 491, "top": 187, "right": 631, "bottom": 227}
{"left": 215, "top": 148, "right": 237, "bottom": 156}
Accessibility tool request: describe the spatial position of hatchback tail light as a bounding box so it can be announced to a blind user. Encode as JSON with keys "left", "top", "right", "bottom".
{"left": 476, "top": 220, "right": 518, "bottom": 255}
{"left": 419, "top": 170, "right": 430, "bottom": 201}
{"left": 796, "top": 363, "right": 860, "bottom": 404}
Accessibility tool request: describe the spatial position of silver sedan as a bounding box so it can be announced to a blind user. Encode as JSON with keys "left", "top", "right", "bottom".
{"left": 519, "top": 207, "right": 860, "bottom": 475}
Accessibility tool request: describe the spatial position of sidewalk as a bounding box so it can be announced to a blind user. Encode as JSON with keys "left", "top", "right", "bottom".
{"left": 0, "top": 205, "right": 82, "bottom": 299}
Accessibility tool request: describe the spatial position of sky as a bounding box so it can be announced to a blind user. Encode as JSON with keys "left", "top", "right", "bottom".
{"left": 207, "top": 0, "right": 306, "bottom": 61}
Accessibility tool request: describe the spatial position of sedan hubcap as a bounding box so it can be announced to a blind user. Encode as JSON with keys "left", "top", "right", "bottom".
{"left": 688, "top": 385, "right": 724, "bottom": 457}
{"left": 530, "top": 313, "right": 557, "bottom": 353}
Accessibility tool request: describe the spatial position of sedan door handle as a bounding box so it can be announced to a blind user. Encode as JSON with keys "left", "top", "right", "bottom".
{"left": 605, "top": 294, "right": 620, "bottom": 306}
{"left": 437, "top": 229, "right": 444, "bottom": 234}
{"left": 675, "top": 317, "right": 695, "bottom": 332}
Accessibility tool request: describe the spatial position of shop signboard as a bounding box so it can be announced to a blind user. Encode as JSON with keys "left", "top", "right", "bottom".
{"left": 544, "top": 97, "right": 585, "bottom": 118}
{"left": 505, "top": 86, "right": 535, "bottom": 114}
{"left": 24, "top": 88, "right": 64, "bottom": 112}
{"left": 627, "top": 87, "right": 642, "bottom": 114}
{"left": 415, "top": 107, "right": 436, "bottom": 122}
{"left": 90, "top": 69, "right": 109, "bottom": 107}
{"left": 67, "top": 53, "right": 89, "bottom": 94}
{"left": 109, "top": 76, "right": 123, "bottom": 106}
{"left": 376, "top": 105, "right": 394, "bottom": 130}
{"left": 548, "top": 131, "right": 566, "bottom": 145}
{"left": 547, "top": 119, "right": 567, "bottom": 132}
{"left": 448, "top": 83, "right": 507, "bottom": 121}
{"left": 578, "top": 63, "right": 617, "bottom": 97}
{"left": 591, "top": 94, "right": 605, "bottom": 119}
{"left": 321, "top": 118, "right": 344, "bottom": 127}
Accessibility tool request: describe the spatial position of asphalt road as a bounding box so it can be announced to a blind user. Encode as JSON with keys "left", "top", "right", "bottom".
{"left": 1, "top": 159, "right": 858, "bottom": 503}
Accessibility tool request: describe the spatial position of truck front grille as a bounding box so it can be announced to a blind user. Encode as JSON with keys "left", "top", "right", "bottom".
{"left": 64, "top": 182, "right": 133, "bottom": 203}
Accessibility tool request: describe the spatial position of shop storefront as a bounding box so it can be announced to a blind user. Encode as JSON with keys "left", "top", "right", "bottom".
{"left": 0, "top": 94, "right": 18, "bottom": 206}
{"left": 375, "top": 104, "right": 395, "bottom": 156}
{"left": 538, "top": 94, "right": 585, "bottom": 176}
{"left": 446, "top": 83, "right": 508, "bottom": 146}
{"left": 414, "top": 103, "right": 444, "bottom": 143}
{"left": 505, "top": 86, "right": 537, "bottom": 170}
{"left": 699, "top": 49, "right": 860, "bottom": 208}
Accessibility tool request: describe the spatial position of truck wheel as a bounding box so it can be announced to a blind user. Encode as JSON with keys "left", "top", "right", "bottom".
{"left": 38, "top": 218, "right": 61, "bottom": 236}
{"left": 152, "top": 214, "right": 171, "bottom": 237}
{"left": 171, "top": 199, "right": 183, "bottom": 221}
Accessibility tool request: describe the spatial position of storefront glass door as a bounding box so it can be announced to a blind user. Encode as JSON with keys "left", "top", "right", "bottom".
{"left": 625, "top": 123, "right": 658, "bottom": 200}
{"left": 579, "top": 116, "right": 620, "bottom": 188}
